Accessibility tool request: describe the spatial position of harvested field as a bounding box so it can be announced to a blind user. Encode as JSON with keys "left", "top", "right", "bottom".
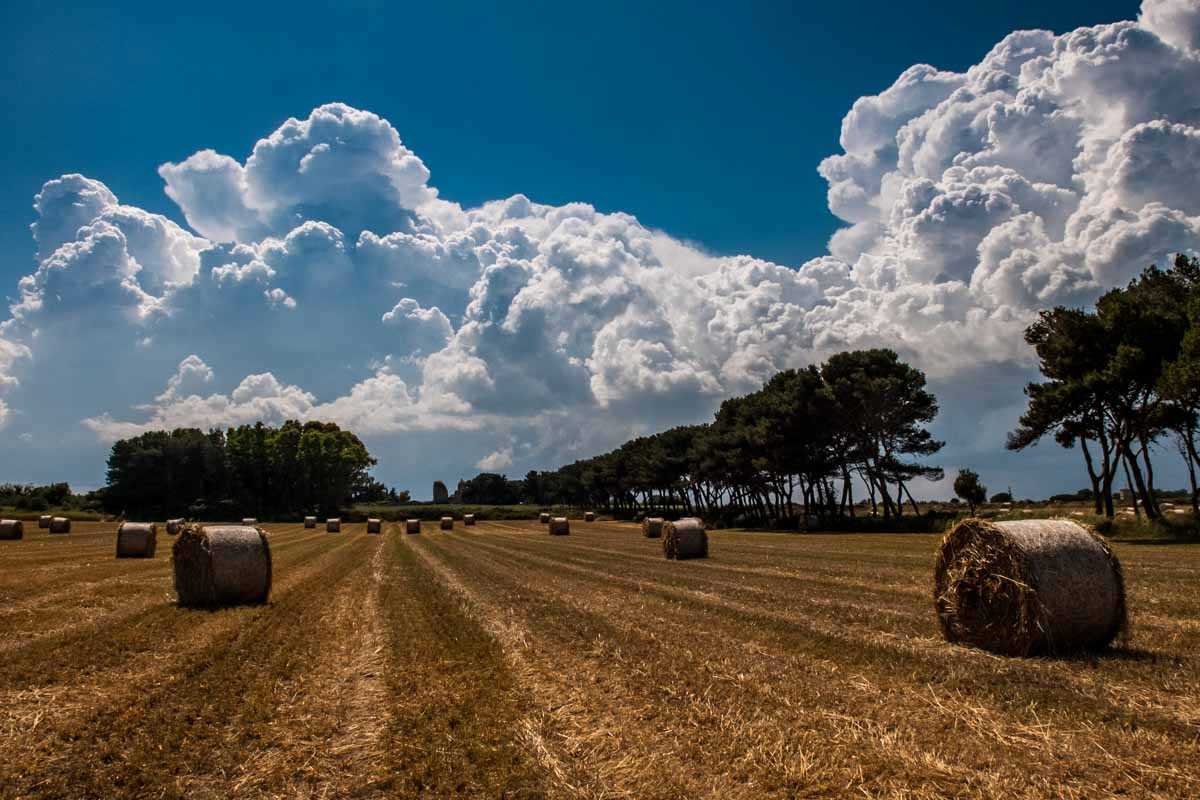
{"left": 1, "top": 518, "right": 1198, "bottom": 798}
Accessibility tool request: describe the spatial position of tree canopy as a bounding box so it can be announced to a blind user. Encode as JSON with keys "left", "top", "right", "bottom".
{"left": 1009, "top": 255, "right": 1200, "bottom": 517}
{"left": 101, "top": 420, "right": 379, "bottom": 518}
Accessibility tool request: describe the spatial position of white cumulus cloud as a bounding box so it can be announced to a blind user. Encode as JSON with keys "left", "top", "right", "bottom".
{"left": 3, "top": 1, "right": 1200, "bottom": 496}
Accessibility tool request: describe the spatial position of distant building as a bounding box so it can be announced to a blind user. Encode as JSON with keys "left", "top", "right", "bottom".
{"left": 433, "top": 480, "right": 449, "bottom": 503}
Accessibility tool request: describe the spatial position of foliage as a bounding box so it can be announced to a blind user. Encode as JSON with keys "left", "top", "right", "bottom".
{"left": 505, "top": 349, "right": 942, "bottom": 526}
{"left": 102, "top": 420, "right": 382, "bottom": 518}
{"left": 953, "top": 469, "right": 987, "bottom": 514}
{"left": 1010, "top": 255, "right": 1200, "bottom": 518}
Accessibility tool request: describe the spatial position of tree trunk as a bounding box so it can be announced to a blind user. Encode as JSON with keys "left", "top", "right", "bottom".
{"left": 1079, "top": 438, "right": 1103, "bottom": 515}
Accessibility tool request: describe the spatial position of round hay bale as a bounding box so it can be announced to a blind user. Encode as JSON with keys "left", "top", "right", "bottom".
{"left": 464, "top": 514, "right": 476, "bottom": 526}
{"left": 367, "top": 518, "right": 382, "bottom": 534}
{"left": 303, "top": 516, "right": 317, "bottom": 529}
{"left": 539, "top": 512, "right": 550, "bottom": 524}
{"left": 48, "top": 517, "right": 70, "bottom": 534}
{"left": 173, "top": 525, "right": 272, "bottom": 608}
{"left": 584, "top": 512, "right": 595, "bottom": 522}
{"left": 406, "top": 519, "right": 421, "bottom": 534}
{"left": 117, "top": 522, "right": 158, "bottom": 558}
{"left": 0, "top": 519, "right": 23, "bottom": 540}
{"left": 326, "top": 518, "right": 341, "bottom": 533}
{"left": 642, "top": 517, "right": 664, "bottom": 538}
{"left": 166, "top": 518, "right": 185, "bottom": 536}
{"left": 663, "top": 518, "right": 707, "bottom": 560}
{"left": 38, "top": 514, "right": 51, "bottom": 529}
{"left": 549, "top": 517, "right": 570, "bottom": 536}
{"left": 440, "top": 516, "right": 454, "bottom": 531}
{"left": 933, "top": 518, "right": 1127, "bottom": 657}
{"left": 242, "top": 517, "right": 258, "bottom": 526}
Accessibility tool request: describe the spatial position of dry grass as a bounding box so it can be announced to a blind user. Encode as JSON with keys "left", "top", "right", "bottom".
{"left": 0, "top": 519, "right": 1198, "bottom": 798}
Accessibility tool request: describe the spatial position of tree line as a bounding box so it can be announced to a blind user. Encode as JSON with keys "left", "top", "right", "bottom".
{"left": 481, "top": 349, "right": 943, "bottom": 526}
{"left": 100, "top": 420, "right": 383, "bottom": 518}
{"left": 1009, "top": 255, "right": 1200, "bottom": 519}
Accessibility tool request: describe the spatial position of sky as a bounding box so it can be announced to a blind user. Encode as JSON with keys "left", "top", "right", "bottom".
{"left": 1, "top": 0, "right": 1196, "bottom": 500}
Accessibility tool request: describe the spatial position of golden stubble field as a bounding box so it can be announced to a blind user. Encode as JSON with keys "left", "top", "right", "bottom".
{"left": 0, "top": 519, "right": 1198, "bottom": 799}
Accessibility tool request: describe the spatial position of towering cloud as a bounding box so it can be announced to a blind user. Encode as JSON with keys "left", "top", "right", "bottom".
{"left": 2, "top": 1, "right": 1199, "bottom": 493}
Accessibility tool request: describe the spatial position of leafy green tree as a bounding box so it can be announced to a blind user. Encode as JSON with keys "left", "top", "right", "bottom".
{"left": 953, "top": 469, "right": 987, "bottom": 515}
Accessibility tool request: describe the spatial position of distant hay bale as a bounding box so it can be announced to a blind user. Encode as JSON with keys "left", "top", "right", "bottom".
{"left": 48, "top": 517, "right": 70, "bottom": 534}
{"left": 166, "top": 518, "right": 185, "bottom": 536}
{"left": 464, "top": 514, "right": 476, "bottom": 526}
{"left": 440, "top": 516, "right": 454, "bottom": 530}
{"left": 933, "top": 518, "right": 1127, "bottom": 657}
{"left": 642, "top": 517, "right": 664, "bottom": 538}
{"left": 173, "top": 525, "right": 272, "bottom": 608}
{"left": 304, "top": 516, "right": 316, "bottom": 529}
{"left": 663, "top": 518, "right": 707, "bottom": 559}
{"left": 539, "top": 512, "right": 550, "bottom": 524}
{"left": 326, "top": 518, "right": 341, "bottom": 533}
{"left": 0, "top": 519, "right": 23, "bottom": 540}
{"left": 242, "top": 517, "right": 258, "bottom": 525}
{"left": 406, "top": 519, "right": 422, "bottom": 534}
{"left": 116, "top": 522, "right": 158, "bottom": 558}
{"left": 367, "top": 518, "right": 382, "bottom": 534}
{"left": 549, "top": 517, "right": 570, "bottom": 536}
{"left": 38, "top": 515, "right": 51, "bottom": 529}
{"left": 585, "top": 512, "right": 595, "bottom": 522}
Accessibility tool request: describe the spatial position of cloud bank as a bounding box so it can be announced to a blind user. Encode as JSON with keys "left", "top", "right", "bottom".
{"left": 3, "top": 1, "right": 1200, "bottom": 494}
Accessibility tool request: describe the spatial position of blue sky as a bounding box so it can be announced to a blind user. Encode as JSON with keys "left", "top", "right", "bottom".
{"left": 3, "top": 0, "right": 1196, "bottom": 501}
{"left": 0, "top": 1, "right": 1138, "bottom": 276}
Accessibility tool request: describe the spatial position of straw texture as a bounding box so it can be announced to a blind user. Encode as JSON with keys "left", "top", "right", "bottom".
{"left": 326, "top": 518, "right": 341, "bottom": 533}
{"left": 406, "top": 519, "right": 421, "bottom": 534}
{"left": 116, "top": 522, "right": 158, "bottom": 558}
{"left": 367, "top": 518, "right": 382, "bottom": 534}
{"left": 549, "top": 517, "right": 570, "bottom": 536}
{"left": 173, "top": 525, "right": 272, "bottom": 607}
{"left": 642, "top": 517, "right": 664, "bottom": 538}
{"left": 0, "top": 519, "right": 23, "bottom": 540}
{"left": 48, "top": 517, "right": 70, "bottom": 534}
{"left": 933, "top": 518, "right": 1127, "bottom": 656}
{"left": 663, "top": 518, "right": 707, "bottom": 560}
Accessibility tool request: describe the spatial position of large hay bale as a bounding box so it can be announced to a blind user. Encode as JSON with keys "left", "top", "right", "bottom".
{"left": 406, "top": 519, "right": 421, "bottom": 534}
{"left": 166, "top": 518, "right": 185, "bottom": 536}
{"left": 539, "top": 512, "right": 550, "bottom": 524}
{"left": 440, "top": 516, "right": 454, "bottom": 531}
{"left": 367, "top": 518, "right": 382, "bottom": 534}
{"left": 242, "top": 517, "right": 258, "bottom": 525}
{"left": 326, "top": 518, "right": 341, "bottom": 533}
{"left": 304, "top": 516, "right": 316, "bottom": 529}
{"left": 48, "top": 517, "right": 70, "bottom": 534}
{"left": 117, "top": 522, "right": 158, "bottom": 558}
{"left": 38, "top": 514, "right": 51, "bottom": 529}
{"left": 464, "top": 514, "right": 476, "bottom": 526}
{"left": 173, "top": 525, "right": 272, "bottom": 608}
{"left": 0, "top": 519, "right": 23, "bottom": 540}
{"left": 933, "top": 518, "right": 1127, "bottom": 656}
{"left": 549, "top": 517, "right": 570, "bottom": 536}
{"left": 663, "top": 518, "right": 707, "bottom": 559}
{"left": 642, "top": 517, "right": 664, "bottom": 538}
{"left": 584, "top": 512, "right": 595, "bottom": 522}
